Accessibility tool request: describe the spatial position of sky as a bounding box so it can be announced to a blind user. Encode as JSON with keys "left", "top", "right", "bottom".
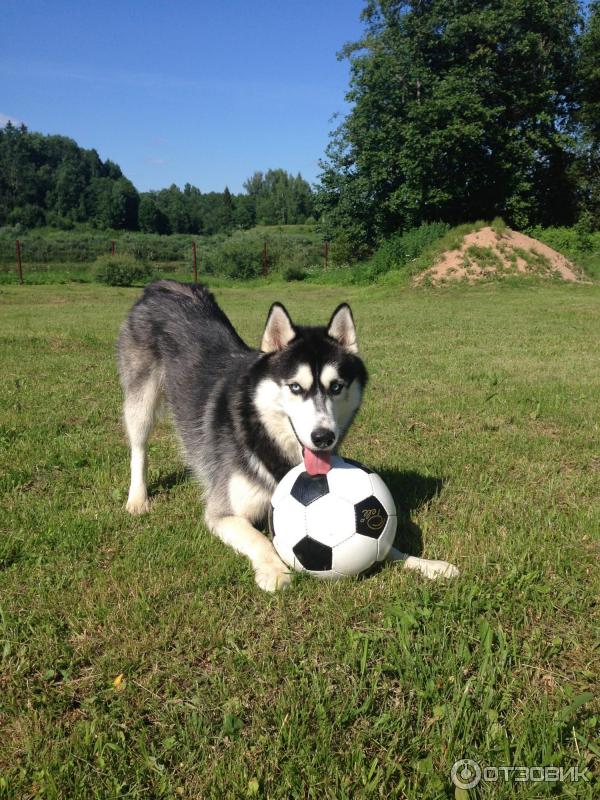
{"left": 1, "top": 0, "right": 366, "bottom": 193}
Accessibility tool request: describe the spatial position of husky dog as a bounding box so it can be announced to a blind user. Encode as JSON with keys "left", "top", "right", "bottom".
{"left": 118, "top": 280, "right": 458, "bottom": 591}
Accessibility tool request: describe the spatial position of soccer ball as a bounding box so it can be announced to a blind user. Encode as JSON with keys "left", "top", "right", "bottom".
{"left": 269, "top": 456, "right": 397, "bottom": 579}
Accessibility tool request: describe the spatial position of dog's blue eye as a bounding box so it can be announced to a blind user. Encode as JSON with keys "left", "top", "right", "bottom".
{"left": 289, "top": 383, "right": 303, "bottom": 395}
{"left": 330, "top": 381, "right": 344, "bottom": 395}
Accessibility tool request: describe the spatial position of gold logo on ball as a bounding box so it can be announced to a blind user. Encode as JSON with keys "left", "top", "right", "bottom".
{"left": 361, "top": 507, "right": 384, "bottom": 530}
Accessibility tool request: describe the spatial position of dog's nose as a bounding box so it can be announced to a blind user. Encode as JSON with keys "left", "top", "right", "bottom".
{"left": 311, "top": 427, "right": 335, "bottom": 449}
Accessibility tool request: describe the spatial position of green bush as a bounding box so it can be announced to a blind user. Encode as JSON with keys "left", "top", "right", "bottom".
{"left": 526, "top": 224, "right": 596, "bottom": 254}
{"left": 283, "top": 265, "right": 308, "bottom": 281}
{"left": 527, "top": 223, "right": 600, "bottom": 280}
{"left": 94, "top": 254, "right": 152, "bottom": 286}
{"left": 329, "top": 233, "right": 364, "bottom": 266}
{"left": 203, "top": 236, "right": 264, "bottom": 279}
{"left": 573, "top": 212, "right": 595, "bottom": 252}
{"left": 202, "top": 231, "right": 322, "bottom": 278}
{"left": 8, "top": 204, "right": 46, "bottom": 228}
{"left": 367, "top": 222, "right": 450, "bottom": 277}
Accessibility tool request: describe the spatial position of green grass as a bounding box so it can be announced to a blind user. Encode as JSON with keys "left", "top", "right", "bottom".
{"left": 463, "top": 245, "right": 505, "bottom": 275}
{"left": 0, "top": 282, "right": 599, "bottom": 799}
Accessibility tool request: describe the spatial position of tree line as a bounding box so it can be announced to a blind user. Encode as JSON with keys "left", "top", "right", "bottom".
{"left": 3, "top": 0, "right": 598, "bottom": 252}
{"left": 317, "top": 0, "right": 600, "bottom": 254}
{"left": 0, "top": 124, "right": 316, "bottom": 233}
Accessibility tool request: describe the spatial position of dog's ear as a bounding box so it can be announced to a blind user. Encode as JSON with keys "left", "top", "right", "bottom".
{"left": 261, "top": 303, "right": 296, "bottom": 352}
{"left": 327, "top": 303, "right": 358, "bottom": 353}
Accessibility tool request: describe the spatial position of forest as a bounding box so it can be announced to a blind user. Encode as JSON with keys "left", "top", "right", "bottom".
{"left": 0, "top": 124, "right": 316, "bottom": 235}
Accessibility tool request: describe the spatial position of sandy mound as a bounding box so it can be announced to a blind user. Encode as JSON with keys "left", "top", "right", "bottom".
{"left": 415, "top": 226, "right": 582, "bottom": 286}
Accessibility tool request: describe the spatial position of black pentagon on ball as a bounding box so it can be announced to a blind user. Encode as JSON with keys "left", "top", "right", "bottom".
{"left": 354, "top": 496, "right": 388, "bottom": 538}
{"left": 290, "top": 472, "right": 329, "bottom": 506}
{"left": 293, "top": 536, "right": 333, "bottom": 571}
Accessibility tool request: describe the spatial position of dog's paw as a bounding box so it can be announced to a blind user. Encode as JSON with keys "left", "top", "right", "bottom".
{"left": 125, "top": 495, "right": 150, "bottom": 515}
{"left": 254, "top": 559, "right": 292, "bottom": 592}
{"left": 419, "top": 559, "right": 459, "bottom": 580}
{"left": 387, "top": 550, "right": 459, "bottom": 580}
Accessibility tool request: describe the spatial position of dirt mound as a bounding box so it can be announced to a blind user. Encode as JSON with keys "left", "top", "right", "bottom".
{"left": 415, "top": 226, "right": 582, "bottom": 286}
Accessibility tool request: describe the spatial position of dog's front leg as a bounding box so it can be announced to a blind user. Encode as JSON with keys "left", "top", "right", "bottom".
{"left": 386, "top": 547, "right": 459, "bottom": 579}
{"left": 210, "top": 515, "right": 292, "bottom": 591}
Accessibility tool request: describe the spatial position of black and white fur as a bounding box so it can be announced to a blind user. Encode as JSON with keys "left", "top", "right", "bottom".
{"left": 118, "top": 280, "right": 458, "bottom": 591}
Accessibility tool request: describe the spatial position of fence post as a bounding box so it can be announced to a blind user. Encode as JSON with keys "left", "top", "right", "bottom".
{"left": 262, "top": 241, "right": 269, "bottom": 277}
{"left": 192, "top": 241, "right": 198, "bottom": 284}
{"left": 111, "top": 240, "right": 116, "bottom": 256}
{"left": 323, "top": 241, "right": 329, "bottom": 271}
{"left": 16, "top": 239, "right": 23, "bottom": 284}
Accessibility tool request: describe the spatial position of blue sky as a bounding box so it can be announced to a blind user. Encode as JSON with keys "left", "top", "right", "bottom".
{"left": 1, "top": 1, "right": 365, "bottom": 193}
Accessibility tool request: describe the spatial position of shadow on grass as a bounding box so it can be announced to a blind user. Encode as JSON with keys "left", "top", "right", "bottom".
{"left": 148, "top": 468, "right": 190, "bottom": 496}
{"left": 377, "top": 469, "right": 445, "bottom": 557}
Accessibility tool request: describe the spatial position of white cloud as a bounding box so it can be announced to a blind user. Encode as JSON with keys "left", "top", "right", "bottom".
{"left": 146, "top": 157, "right": 168, "bottom": 166}
{"left": 0, "top": 112, "right": 24, "bottom": 127}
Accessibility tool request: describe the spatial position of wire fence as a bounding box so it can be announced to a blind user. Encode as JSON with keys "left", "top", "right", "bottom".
{"left": 0, "top": 235, "right": 196, "bottom": 265}
{"left": 0, "top": 235, "right": 331, "bottom": 283}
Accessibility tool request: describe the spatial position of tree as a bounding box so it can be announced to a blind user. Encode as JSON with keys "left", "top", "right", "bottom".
{"left": 233, "top": 194, "right": 256, "bottom": 229}
{"left": 49, "top": 158, "right": 88, "bottom": 220}
{"left": 575, "top": 0, "right": 600, "bottom": 226}
{"left": 199, "top": 191, "right": 235, "bottom": 234}
{"left": 242, "top": 169, "right": 315, "bottom": 224}
{"left": 96, "top": 178, "right": 139, "bottom": 229}
{"left": 138, "top": 194, "right": 170, "bottom": 234}
{"left": 221, "top": 186, "right": 235, "bottom": 229}
{"left": 579, "top": 1, "right": 600, "bottom": 142}
{"left": 317, "top": 0, "right": 582, "bottom": 249}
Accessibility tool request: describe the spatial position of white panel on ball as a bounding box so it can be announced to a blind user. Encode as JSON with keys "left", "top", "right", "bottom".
{"left": 304, "top": 494, "right": 356, "bottom": 548}
{"left": 326, "top": 462, "right": 373, "bottom": 504}
{"left": 306, "top": 567, "right": 338, "bottom": 580}
{"left": 271, "top": 463, "right": 304, "bottom": 508}
{"left": 271, "top": 498, "right": 306, "bottom": 568}
{"left": 368, "top": 473, "right": 397, "bottom": 516}
{"left": 376, "top": 515, "right": 397, "bottom": 561}
{"left": 332, "top": 534, "right": 378, "bottom": 576}
{"left": 272, "top": 531, "right": 299, "bottom": 572}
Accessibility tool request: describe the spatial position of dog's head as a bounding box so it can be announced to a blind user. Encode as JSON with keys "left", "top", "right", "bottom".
{"left": 255, "top": 302, "right": 368, "bottom": 468}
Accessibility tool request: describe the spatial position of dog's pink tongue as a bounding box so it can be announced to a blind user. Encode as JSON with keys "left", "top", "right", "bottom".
{"left": 303, "top": 448, "right": 332, "bottom": 476}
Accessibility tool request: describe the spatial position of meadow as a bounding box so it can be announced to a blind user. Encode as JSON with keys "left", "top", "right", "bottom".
{"left": 0, "top": 280, "right": 598, "bottom": 799}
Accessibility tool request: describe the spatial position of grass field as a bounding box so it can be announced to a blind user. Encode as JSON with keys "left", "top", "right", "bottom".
{"left": 1, "top": 281, "right": 599, "bottom": 799}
